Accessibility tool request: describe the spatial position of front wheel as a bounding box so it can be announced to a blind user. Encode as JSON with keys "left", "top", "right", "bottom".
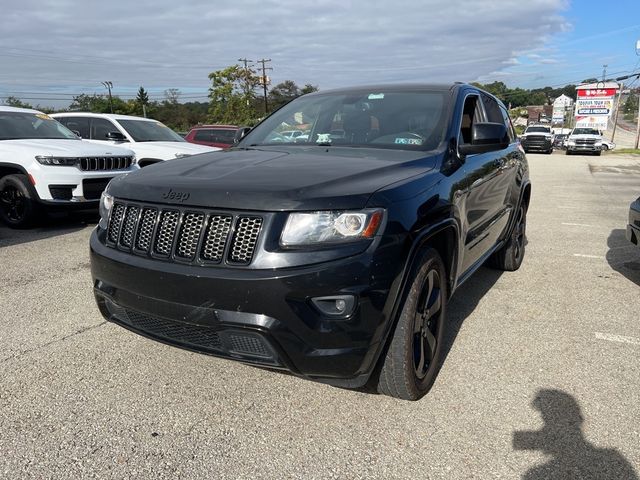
{"left": 377, "top": 249, "right": 447, "bottom": 400}
{"left": 488, "top": 203, "right": 527, "bottom": 271}
{"left": 601, "top": 144, "right": 609, "bottom": 151}
{"left": 0, "top": 174, "right": 41, "bottom": 228}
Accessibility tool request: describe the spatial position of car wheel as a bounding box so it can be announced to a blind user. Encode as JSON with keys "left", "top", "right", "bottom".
{"left": 601, "top": 144, "right": 609, "bottom": 151}
{"left": 377, "top": 248, "right": 447, "bottom": 400}
{"left": 595, "top": 151, "right": 602, "bottom": 156}
{"left": 547, "top": 148, "right": 553, "bottom": 154}
{"left": 488, "top": 203, "right": 527, "bottom": 271}
{"left": 0, "top": 174, "right": 41, "bottom": 228}
{"left": 565, "top": 150, "right": 572, "bottom": 155}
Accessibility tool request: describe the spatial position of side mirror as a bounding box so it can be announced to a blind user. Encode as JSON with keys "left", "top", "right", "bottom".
{"left": 234, "top": 126, "right": 252, "bottom": 145}
{"left": 106, "top": 131, "right": 127, "bottom": 142}
{"left": 459, "top": 123, "right": 509, "bottom": 155}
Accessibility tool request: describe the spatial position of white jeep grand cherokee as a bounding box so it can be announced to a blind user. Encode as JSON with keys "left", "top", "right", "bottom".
{"left": 52, "top": 113, "right": 220, "bottom": 167}
{"left": 0, "top": 106, "right": 137, "bottom": 227}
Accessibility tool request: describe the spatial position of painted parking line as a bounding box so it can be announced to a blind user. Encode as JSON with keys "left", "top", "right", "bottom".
{"left": 573, "top": 254, "right": 605, "bottom": 259}
{"left": 595, "top": 332, "right": 640, "bottom": 346}
{"left": 562, "top": 222, "right": 595, "bottom": 227}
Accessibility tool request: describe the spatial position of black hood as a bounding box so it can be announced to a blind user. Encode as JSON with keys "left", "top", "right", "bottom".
{"left": 108, "top": 146, "right": 439, "bottom": 211}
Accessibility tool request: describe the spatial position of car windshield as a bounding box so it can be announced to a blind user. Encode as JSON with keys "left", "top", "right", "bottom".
{"left": 241, "top": 89, "right": 449, "bottom": 151}
{"left": 0, "top": 112, "right": 79, "bottom": 141}
{"left": 526, "top": 126, "right": 550, "bottom": 133}
{"left": 572, "top": 128, "right": 600, "bottom": 135}
{"left": 117, "top": 119, "right": 186, "bottom": 142}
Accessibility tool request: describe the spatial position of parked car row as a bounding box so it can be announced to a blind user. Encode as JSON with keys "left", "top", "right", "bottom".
{"left": 0, "top": 107, "right": 220, "bottom": 227}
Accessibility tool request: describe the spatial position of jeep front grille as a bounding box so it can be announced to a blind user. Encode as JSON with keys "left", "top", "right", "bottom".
{"left": 79, "top": 156, "right": 134, "bottom": 171}
{"left": 106, "top": 202, "right": 263, "bottom": 266}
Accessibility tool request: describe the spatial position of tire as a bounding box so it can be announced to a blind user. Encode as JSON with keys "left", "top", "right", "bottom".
{"left": 377, "top": 249, "right": 447, "bottom": 400}
{"left": 0, "top": 174, "right": 41, "bottom": 228}
{"left": 565, "top": 150, "right": 572, "bottom": 155}
{"left": 595, "top": 151, "right": 602, "bottom": 156}
{"left": 547, "top": 149, "right": 553, "bottom": 154}
{"left": 488, "top": 203, "right": 527, "bottom": 271}
{"left": 601, "top": 144, "right": 609, "bottom": 151}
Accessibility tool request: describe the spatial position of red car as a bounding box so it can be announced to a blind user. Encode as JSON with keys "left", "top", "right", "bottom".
{"left": 185, "top": 125, "right": 239, "bottom": 149}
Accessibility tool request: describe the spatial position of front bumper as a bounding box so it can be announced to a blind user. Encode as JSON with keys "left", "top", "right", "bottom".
{"left": 627, "top": 198, "right": 640, "bottom": 247}
{"left": 566, "top": 144, "right": 601, "bottom": 152}
{"left": 521, "top": 138, "right": 552, "bottom": 151}
{"left": 90, "top": 229, "right": 397, "bottom": 388}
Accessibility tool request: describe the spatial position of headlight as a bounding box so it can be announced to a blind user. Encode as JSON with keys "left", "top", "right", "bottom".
{"left": 566, "top": 140, "right": 575, "bottom": 146}
{"left": 98, "top": 192, "right": 114, "bottom": 229}
{"left": 280, "top": 209, "right": 383, "bottom": 246}
{"left": 35, "top": 155, "right": 77, "bottom": 166}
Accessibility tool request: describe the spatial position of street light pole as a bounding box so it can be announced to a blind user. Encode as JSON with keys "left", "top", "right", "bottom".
{"left": 101, "top": 81, "right": 113, "bottom": 113}
{"left": 611, "top": 82, "right": 623, "bottom": 142}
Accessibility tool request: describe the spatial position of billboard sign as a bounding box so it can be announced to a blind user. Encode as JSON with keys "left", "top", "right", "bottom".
{"left": 574, "top": 115, "right": 609, "bottom": 130}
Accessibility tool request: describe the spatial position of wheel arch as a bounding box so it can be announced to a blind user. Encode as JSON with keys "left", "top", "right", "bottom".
{"left": 0, "top": 163, "right": 29, "bottom": 180}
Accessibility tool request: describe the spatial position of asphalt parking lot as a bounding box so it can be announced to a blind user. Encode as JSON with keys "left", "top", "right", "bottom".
{"left": 1, "top": 152, "right": 639, "bottom": 479}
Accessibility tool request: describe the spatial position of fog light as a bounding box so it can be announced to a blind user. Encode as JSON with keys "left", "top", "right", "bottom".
{"left": 311, "top": 295, "right": 356, "bottom": 317}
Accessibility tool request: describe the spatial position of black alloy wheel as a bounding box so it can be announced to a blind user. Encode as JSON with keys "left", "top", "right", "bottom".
{"left": 512, "top": 205, "right": 526, "bottom": 264}
{"left": 0, "top": 174, "right": 40, "bottom": 228}
{"left": 413, "top": 269, "right": 443, "bottom": 380}
{"left": 0, "top": 183, "right": 26, "bottom": 223}
{"left": 377, "top": 248, "right": 448, "bottom": 400}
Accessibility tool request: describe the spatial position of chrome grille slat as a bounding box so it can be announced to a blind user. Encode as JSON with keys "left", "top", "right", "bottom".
{"left": 201, "top": 215, "right": 232, "bottom": 262}
{"left": 176, "top": 212, "right": 205, "bottom": 259}
{"left": 107, "top": 203, "right": 126, "bottom": 243}
{"left": 119, "top": 206, "right": 140, "bottom": 248}
{"left": 154, "top": 210, "right": 180, "bottom": 256}
{"left": 135, "top": 208, "right": 158, "bottom": 252}
{"left": 105, "top": 202, "right": 262, "bottom": 266}
{"left": 229, "top": 217, "right": 263, "bottom": 264}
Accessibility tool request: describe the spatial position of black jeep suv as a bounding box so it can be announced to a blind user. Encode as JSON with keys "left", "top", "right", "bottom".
{"left": 91, "top": 84, "right": 530, "bottom": 400}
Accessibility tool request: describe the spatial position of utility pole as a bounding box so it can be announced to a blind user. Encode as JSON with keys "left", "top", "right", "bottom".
{"left": 615, "top": 72, "right": 640, "bottom": 148}
{"left": 602, "top": 64, "right": 608, "bottom": 82}
{"left": 257, "top": 58, "right": 272, "bottom": 114}
{"left": 611, "top": 81, "right": 623, "bottom": 142}
{"left": 238, "top": 58, "right": 253, "bottom": 106}
{"left": 101, "top": 81, "right": 113, "bottom": 113}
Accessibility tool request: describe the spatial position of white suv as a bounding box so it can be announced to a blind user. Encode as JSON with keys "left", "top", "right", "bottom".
{"left": 52, "top": 113, "right": 220, "bottom": 167}
{"left": 0, "top": 106, "right": 137, "bottom": 227}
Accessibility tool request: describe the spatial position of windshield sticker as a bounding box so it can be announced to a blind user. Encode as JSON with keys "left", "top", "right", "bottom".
{"left": 316, "top": 133, "right": 332, "bottom": 144}
{"left": 368, "top": 93, "right": 384, "bottom": 100}
{"left": 35, "top": 113, "right": 52, "bottom": 121}
{"left": 394, "top": 137, "right": 423, "bottom": 145}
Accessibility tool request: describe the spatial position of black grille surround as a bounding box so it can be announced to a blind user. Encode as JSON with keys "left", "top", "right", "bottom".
{"left": 106, "top": 200, "right": 264, "bottom": 267}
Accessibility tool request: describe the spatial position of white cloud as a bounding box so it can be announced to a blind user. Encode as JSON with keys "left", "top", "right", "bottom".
{"left": 0, "top": 0, "right": 568, "bottom": 105}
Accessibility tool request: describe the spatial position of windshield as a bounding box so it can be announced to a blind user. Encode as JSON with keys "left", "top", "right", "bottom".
{"left": 0, "top": 112, "right": 79, "bottom": 141}
{"left": 241, "top": 89, "right": 449, "bottom": 151}
{"left": 572, "top": 128, "right": 600, "bottom": 135}
{"left": 117, "top": 119, "right": 186, "bottom": 142}
{"left": 526, "top": 126, "right": 550, "bottom": 133}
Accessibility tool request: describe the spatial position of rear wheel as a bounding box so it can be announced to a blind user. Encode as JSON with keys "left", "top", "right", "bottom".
{"left": 0, "top": 174, "right": 41, "bottom": 228}
{"left": 377, "top": 249, "right": 447, "bottom": 400}
{"left": 488, "top": 203, "right": 527, "bottom": 271}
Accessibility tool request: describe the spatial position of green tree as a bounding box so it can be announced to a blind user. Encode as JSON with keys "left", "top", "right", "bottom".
{"left": 300, "top": 84, "right": 319, "bottom": 95}
{"left": 3, "top": 96, "right": 33, "bottom": 109}
{"left": 208, "top": 65, "right": 260, "bottom": 125}
{"left": 136, "top": 86, "right": 149, "bottom": 116}
{"left": 68, "top": 94, "right": 136, "bottom": 115}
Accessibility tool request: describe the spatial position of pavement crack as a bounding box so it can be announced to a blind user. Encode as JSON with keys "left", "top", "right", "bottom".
{"left": 1, "top": 321, "right": 108, "bottom": 364}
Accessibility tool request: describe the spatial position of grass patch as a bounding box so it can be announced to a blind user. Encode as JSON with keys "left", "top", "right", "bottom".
{"left": 611, "top": 148, "right": 640, "bottom": 155}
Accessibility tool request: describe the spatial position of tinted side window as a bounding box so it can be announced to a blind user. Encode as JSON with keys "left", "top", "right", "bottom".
{"left": 481, "top": 93, "right": 503, "bottom": 124}
{"left": 194, "top": 130, "right": 211, "bottom": 142}
{"left": 91, "top": 118, "right": 119, "bottom": 140}
{"left": 59, "top": 117, "right": 90, "bottom": 138}
{"left": 211, "top": 129, "right": 236, "bottom": 142}
{"left": 499, "top": 106, "right": 516, "bottom": 142}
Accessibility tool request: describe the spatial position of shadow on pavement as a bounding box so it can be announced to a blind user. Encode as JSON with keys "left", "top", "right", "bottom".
{"left": 0, "top": 211, "right": 98, "bottom": 248}
{"left": 441, "top": 266, "right": 503, "bottom": 364}
{"left": 606, "top": 229, "right": 640, "bottom": 286}
{"left": 513, "top": 389, "right": 638, "bottom": 479}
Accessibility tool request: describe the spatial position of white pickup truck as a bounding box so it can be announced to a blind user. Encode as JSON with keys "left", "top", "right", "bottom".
{"left": 0, "top": 106, "right": 137, "bottom": 227}
{"left": 565, "top": 127, "right": 603, "bottom": 156}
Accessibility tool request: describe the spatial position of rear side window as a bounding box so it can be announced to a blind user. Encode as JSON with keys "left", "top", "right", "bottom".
{"left": 481, "top": 93, "right": 503, "bottom": 124}
{"left": 59, "top": 117, "right": 90, "bottom": 138}
{"left": 194, "top": 130, "right": 211, "bottom": 142}
{"left": 499, "top": 106, "right": 516, "bottom": 142}
{"left": 91, "top": 118, "right": 119, "bottom": 140}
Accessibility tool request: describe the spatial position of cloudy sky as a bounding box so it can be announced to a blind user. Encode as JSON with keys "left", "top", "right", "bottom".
{"left": 1, "top": 0, "right": 639, "bottom": 107}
